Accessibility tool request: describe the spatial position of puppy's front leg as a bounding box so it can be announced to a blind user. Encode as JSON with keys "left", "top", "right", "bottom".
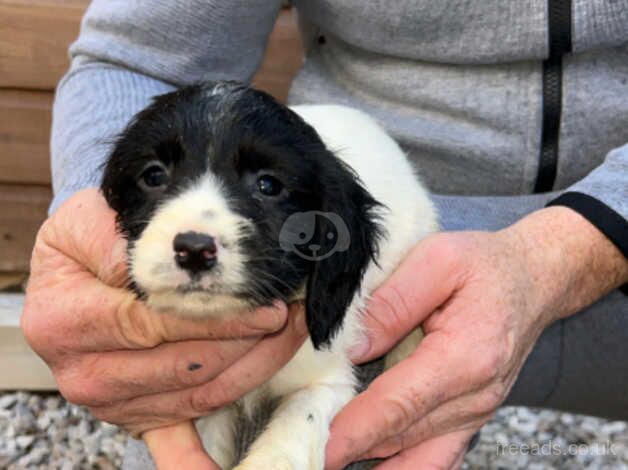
{"left": 234, "top": 381, "right": 355, "bottom": 470}
{"left": 196, "top": 405, "right": 238, "bottom": 470}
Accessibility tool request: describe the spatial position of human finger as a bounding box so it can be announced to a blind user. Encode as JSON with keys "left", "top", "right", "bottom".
{"left": 91, "top": 306, "right": 308, "bottom": 433}
{"left": 359, "top": 401, "right": 488, "bottom": 462}
{"left": 352, "top": 235, "right": 468, "bottom": 363}
{"left": 326, "top": 324, "right": 497, "bottom": 470}
{"left": 55, "top": 336, "right": 260, "bottom": 406}
{"left": 373, "top": 429, "right": 472, "bottom": 470}
{"left": 144, "top": 421, "right": 218, "bottom": 470}
{"left": 25, "top": 270, "right": 288, "bottom": 354}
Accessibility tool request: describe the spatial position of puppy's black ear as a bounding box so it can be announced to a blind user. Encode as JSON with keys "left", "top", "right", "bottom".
{"left": 306, "top": 161, "right": 383, "bottom": 349}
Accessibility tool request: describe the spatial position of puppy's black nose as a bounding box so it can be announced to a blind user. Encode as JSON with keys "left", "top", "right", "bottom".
{"left": 173, "top": 232, "right": 217, "bottom": 274}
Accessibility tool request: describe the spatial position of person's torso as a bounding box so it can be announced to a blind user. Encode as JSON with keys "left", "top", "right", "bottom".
{"left": 289, "top": 0, "right": 628, "bottom": 195}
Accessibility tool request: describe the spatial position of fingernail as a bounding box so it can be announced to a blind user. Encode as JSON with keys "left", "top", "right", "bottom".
{"left": 468, "top": 431, "right": 481, "bottom": 451}
{"left": 271, "top": 299, "right": 288, "bottom": 311}
{"left": 253, "top": 301, "right": 288, "bottom": 330}
{"left": 349, "top": 337, "right": 370, "bottom": 361}
{"left": 292, "top": 308, "right": 309, "bottom": 336}
{"left": 258, "top": 299, "right": 286, "bottom": 315}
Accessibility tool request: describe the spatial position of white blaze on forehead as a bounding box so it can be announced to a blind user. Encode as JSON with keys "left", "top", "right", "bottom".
{"left": 129, "top": 172, "right": 253, "bottom": 316}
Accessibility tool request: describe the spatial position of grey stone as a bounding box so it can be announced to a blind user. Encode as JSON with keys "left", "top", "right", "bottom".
{"left": 0, "top": 394, "right": 18, "bottom": 410}
{"left": 15, "top": 435, "right": 35, "bottom": 449}
{"left": 15, "top": 446, "right": 47, "bottom": 466}
{"left": 12, "top": 404, "right": 36, "bottom": 434}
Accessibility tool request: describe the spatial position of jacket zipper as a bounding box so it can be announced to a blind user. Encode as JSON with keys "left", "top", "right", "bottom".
{"left": 534, "top": 0, "right": 573, "bottom": 193}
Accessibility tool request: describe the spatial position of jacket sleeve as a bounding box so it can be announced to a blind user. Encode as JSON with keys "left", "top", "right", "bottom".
{"left": 433, "top": 144, "right": 627, "bottom": 294}
{"left": 50, "top": 0, "right": 283, "bottom": 214}
{"left": 434, "top": 144, "right": 627, "bottom": 257}
{"left": 547, "top": 143, "right": 628, "bottom": 258}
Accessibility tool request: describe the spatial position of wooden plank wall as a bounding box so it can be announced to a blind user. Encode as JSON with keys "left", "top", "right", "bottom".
{"left": 0, "top": 1, "right": 303, "bottom": 274}
{"left": 0, "top": 0, "right": 84, "bottom": 274}
{"left": 0, "top": 0, "right": 88, "bottom": 89}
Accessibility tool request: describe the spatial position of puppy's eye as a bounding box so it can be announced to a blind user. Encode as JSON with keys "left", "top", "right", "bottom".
{"left": 257, "top": 174, "right": 284, "bottom": 197}
{"left": 138, "top": 162, "right": 169, "bottom": 191}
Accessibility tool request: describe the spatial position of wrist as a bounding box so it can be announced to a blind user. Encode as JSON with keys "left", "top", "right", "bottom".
{"left": 498, "top": 206, "right": 628, "bottom": 323}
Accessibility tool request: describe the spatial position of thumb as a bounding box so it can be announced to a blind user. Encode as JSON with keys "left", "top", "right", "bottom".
{"left": 36, "top": 187, "right": 129, "bottom": 287}
{"left": 373, "top": 429, "right": 472, "bottom": 470}
{"left": 143, "top": 421, "right": 219, "bottom": 470}
{"left": 352, "top": 236, "right": 465, "bottom": 363}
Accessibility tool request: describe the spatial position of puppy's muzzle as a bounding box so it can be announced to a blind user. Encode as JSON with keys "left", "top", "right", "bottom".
{"left": 173, "top": 231, "right": 218, "bottom": 275}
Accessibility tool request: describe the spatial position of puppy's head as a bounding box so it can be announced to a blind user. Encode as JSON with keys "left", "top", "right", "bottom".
{"left": 102, "top": 81, "right": 382, "bottom": 348}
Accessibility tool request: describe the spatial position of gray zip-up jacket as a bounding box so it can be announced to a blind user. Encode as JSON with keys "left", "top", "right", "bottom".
{"left": 51, "top": 0, "right": 627, "bottom": 260}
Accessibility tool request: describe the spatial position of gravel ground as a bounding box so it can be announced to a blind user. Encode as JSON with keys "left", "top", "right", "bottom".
{"left": 0, "top": 393, "right": 125, "bottom": 469}
{"left": 1, "top": 391, "right": 627, "bottom": 469}
{"left": 464, "top": 408, "right": 628, "bottom": 470}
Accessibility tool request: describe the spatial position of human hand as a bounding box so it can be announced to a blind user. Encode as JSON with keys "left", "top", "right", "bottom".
{"left": 22, "top": 188, "right": 307, "bottom": 468}
{"left": 326, "top": 207, "right": 628, "bottom": 469}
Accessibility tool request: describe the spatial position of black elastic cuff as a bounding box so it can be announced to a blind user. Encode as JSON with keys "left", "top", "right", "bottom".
{"left": 547, "top": 191, "right": 628, "bottom": 295}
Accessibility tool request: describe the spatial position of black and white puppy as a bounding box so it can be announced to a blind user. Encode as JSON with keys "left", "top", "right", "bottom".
{"left": 102, "top": 81, "right": 437, "bottom": 470}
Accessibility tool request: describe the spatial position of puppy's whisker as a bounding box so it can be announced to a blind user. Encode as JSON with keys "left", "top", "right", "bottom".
{"left": 247, "top": 271, "right": 296, "bottom": 296}
{"left": 245, "top": 273, "right": 288, "bottom": 295}
{"left": 249, "top": 283, "right": 288, "bottom": 304}
{"left": 246, "top": 256, "right": 299, "bottom": 269}
{"left": 255, "top": 272, "right": 299, "bottom": 291}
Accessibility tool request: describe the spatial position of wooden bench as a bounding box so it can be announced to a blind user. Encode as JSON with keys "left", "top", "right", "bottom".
{"left": 0, "top": 0, "right": 303, "bottom": 390}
